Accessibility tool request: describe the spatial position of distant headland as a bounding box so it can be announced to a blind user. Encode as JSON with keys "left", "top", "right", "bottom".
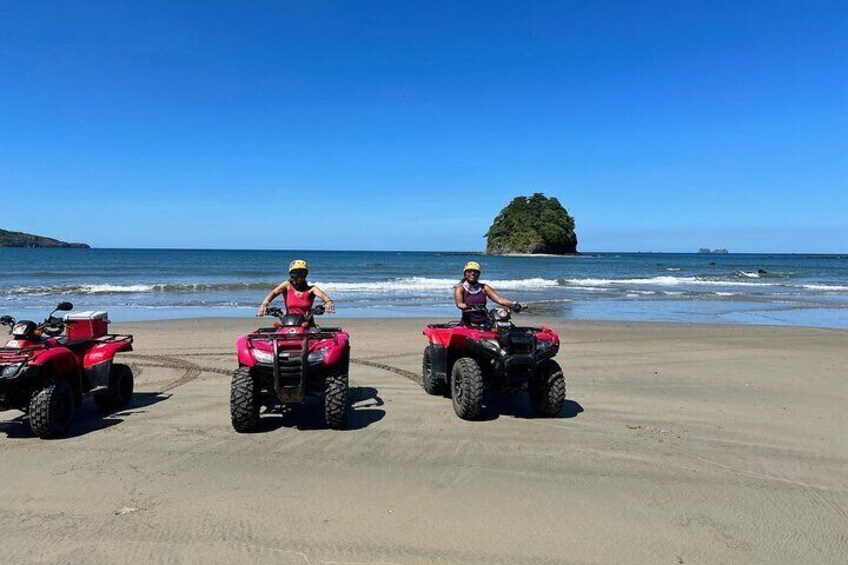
{"left": 486, "top": 193, "right": 578, "bottom": 255}
{"left": 0, "top": 228, "right": 90, "bottom": 248}
{"left": 698, "top": 248, "right": 729, "bottom": 254}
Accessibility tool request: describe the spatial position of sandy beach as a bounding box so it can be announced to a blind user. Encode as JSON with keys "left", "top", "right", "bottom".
{"left": 1, "top": 317, "right": 846, "bottom": 564}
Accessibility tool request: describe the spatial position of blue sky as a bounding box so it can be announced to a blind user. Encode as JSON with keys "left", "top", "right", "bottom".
{"left": 1, "top": 1, "right": 846, "bottom": 252}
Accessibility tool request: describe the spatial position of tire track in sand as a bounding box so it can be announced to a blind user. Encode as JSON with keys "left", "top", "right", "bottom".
{"left": 124, "top": 352, "right": 422, "bottom": 390}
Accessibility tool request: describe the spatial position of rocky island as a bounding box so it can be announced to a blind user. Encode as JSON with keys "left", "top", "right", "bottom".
{"left": 486, "top": 193, "right": 578, "bottom": 255}
{"left": 0, "top": 228, "right": 90, "bottom": 248}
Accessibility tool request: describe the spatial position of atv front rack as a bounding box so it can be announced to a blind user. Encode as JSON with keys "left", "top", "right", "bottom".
{"left": 0, "top": 344, "right": 43, "bottom": 362}
{"left": 250, "top": 328, "right": 342, "bottom": 341}
{"left": 247, "top": 329, "right": 340, "bottom": 403}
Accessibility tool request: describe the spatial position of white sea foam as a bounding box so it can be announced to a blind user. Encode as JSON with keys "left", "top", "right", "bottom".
{"left": 736, "top": 271, "right": 761, "bottom": 278}
{"left": 802, "top": 284, "right": 848, "bottom": 292}
{"left": 561, "top": 276, "right": 773, "bottom": 288}
{"left": 9, "top": 284, "right": 158, "bottom": 296}
{"left": 317, "top": 277, "right": 562, "bottom": 293}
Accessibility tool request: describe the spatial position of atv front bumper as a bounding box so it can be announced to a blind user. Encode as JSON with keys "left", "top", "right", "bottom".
{"left": 0, "top": 364, "right": 40, "bottom": 410}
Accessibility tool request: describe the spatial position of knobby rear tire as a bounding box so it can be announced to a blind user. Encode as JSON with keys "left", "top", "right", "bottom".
{"left": 529, "top": 360, "right": 566, "bottom": 417}
{"left": 422, "top": 346, "right": 447, "bottom": 396}
{"left": 93, "top": 363, "right": 134, "bottom": 410}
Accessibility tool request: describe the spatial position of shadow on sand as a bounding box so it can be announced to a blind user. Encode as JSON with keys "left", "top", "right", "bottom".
{"left": 474, "top": 390, "right": 584, "bottom": 422}
{"left": 251, "top": 386, "right": 385, "bottom": 433}
{"left": 0, "top": 392, "right": 171, "bottom": 439}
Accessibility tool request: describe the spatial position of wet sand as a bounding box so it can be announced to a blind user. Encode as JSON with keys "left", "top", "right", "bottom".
{"left": 1, "top": 317, "right": 846, "bottom": 564}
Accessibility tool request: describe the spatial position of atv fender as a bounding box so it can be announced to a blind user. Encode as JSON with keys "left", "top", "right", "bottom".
{"left": 83, "top": 337, "right": 133, "bottom": 390}
{"left": 83, "top": 338, "right": 133, "bottom": 368}
{"left": 428, "top": 344, "right": 448, "bottom": 386}
{"left": 236, "top": 336, "right": 257, "bottom": 367}
{"left": 321, "top": 333, "right": 350, "bottom": 366}
{"left": 31, "top": 347, "right": 80, "bottom": 378}
{"left": 29, "top": 348, "right": 84, "bottom": 405}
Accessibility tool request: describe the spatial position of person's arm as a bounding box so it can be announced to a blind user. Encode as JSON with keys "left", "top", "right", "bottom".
{"left": 454, "top": 285, "right": 467, "bottom": 310}
{"left": 311, "top": 286, "right": 335, "bottom": 313}
{"left": 484, "top": 285, "right": 526, "bottom": 310}
{"left": 257, "top": 281, "right": 289, "bottom": 316}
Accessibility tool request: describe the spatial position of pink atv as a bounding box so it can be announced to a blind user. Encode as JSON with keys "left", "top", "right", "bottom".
{"left": 231, "top": 305, "right": 350, "bottom": 431}
{"left": 0, "top": 302, "right": 134, "bottom": 438}
{"left": 422, "top": 305, "right": 565, "bottom": 420}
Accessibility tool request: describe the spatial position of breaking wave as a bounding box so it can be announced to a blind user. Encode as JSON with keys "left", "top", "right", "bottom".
{"left": 4, "top": 276, "right": 848, "bottom": 298}
{"left": 3, "top": 277, "right": 565, "bottom": 296}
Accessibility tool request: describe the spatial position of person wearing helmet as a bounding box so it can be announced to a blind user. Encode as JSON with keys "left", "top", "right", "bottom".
{"left": 256, "top": 259, "right": 335, "bottom": 317}
{"left": 454, "top": 261, "right": 526, "bottom": 325}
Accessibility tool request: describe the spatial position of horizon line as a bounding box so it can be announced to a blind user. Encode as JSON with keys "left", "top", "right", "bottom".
{"left": 4, "top": 247, "right": 846, "bottom": 255}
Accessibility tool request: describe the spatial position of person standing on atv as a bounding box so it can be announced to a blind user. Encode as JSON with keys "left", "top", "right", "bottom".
{"left": 454, "top": 261, "right": 526, "bottom": 325}
{"left": 256, "top": 259, "right": 336, "bottom": 317}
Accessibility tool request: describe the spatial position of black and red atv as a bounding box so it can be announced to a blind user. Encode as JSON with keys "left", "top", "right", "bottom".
{"left": 422, "top": 304, "right": 565, "bottom": 420}
{"left": 231, "top": 305, "right": 350, "bottom": 431}
{"left": 0, "top": 302, "right": 134, "bottom": 438}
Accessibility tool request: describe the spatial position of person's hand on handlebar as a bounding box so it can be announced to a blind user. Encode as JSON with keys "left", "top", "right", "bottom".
{"left": 256, "top": 304, "right": 267, "bottom": 317}
{"left": 511, "top": 302, "right": 528, "bottom": 313}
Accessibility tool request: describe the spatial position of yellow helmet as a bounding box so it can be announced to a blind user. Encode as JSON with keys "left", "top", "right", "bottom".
{"left": 463, "top": 261, "right": 481, "bottom": 273}
{"left": 288, "top": 259, "right": 309, "bottom": 273}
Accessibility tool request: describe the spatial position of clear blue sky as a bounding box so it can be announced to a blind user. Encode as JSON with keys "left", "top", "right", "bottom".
{"left": 1, "top": 1, "right": 846, "bottom": 252}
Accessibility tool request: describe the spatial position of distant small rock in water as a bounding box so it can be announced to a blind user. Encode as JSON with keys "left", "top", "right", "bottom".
{"left": 758, "top": 268, "right": 768, "bottom": 275}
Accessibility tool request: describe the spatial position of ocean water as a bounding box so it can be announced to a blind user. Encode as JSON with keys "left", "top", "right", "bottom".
{"left": 1, "top": 249, "right": 847, "bottom": 328}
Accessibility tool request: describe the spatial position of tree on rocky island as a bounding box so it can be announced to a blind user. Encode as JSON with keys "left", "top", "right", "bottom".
{"left": 485, "top": 193, "right": 578, "bottom": 255}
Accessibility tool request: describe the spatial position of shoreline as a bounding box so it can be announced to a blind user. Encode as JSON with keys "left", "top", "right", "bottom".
{"left": 110, "top": 314, "right": 848, "bottom": 335}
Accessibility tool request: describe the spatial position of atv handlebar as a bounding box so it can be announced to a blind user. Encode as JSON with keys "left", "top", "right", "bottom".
{"left": 0, "top": 303, "right": 72, "bottom": 336}
{"left": 264, "top": 305, "right": 326, "bottom": 319}
{"left": 462, "top": 303, "right": 527, "bottom": 314}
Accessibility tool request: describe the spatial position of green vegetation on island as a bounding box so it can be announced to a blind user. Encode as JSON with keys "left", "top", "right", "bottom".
{"left": 0, "top": 229, "right": 89, "bottom": 248}
{"left": 486, "top": 193, "right": 578, "bottom": 255}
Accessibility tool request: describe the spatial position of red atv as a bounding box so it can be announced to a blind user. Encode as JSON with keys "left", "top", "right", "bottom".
{"left": 231, "top": 305, "right": 350, "bottom": 431}
{"left": 0, "top": 302, "right": 134, "bottom": 438}
{"left": 422, "top": 304, "right": 565, "bottom": 420}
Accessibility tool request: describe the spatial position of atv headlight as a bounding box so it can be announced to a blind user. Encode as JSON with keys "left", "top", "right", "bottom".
{"left": 537, "top": 340, "right": 554, "bottom": 351}
{"left": 307, "top": 347, "right": 329, "bottom": 364}
{"left": 1, "top": 364, "right": 22, "bottom": 378}
{"left": 252, "top": 349, "right": 274, "bottom": 364}
{"left": 494, "top": 308, "right": 510, "bottom": 321}
{"left": 480, "top": 339, "right": 504, "bottom": 355}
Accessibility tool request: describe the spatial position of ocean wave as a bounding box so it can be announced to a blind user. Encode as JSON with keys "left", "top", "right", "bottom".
{"left": 560, "top": 276, "right": 774, "bottom": 288}
{"left": 736, "top": 271, "right": 761, "bottom": 279}
{"left": 801, "top": 284, "right": 848, "bottom": 292}
{"left": 3, "top": 277, "right": 565, "bottom": 297}
{"left": 5, "top": 276, "right": 847, "bottom": 298}
{"left": 4, "top": 282, "right": 276, "bottom": 296}
{"left": 317, "top": 277, "right": 562, "bottom": 292}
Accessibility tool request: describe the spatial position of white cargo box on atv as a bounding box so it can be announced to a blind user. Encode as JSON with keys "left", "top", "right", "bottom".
{"left": 64, "top": 311, "right": 110, "bottom": 340}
